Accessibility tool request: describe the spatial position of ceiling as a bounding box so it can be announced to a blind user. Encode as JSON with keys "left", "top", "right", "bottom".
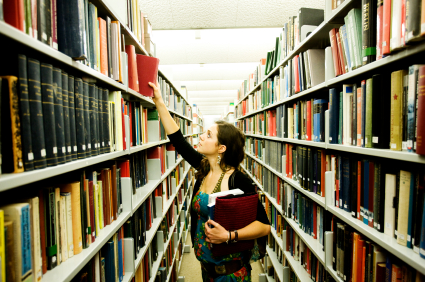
{"left": 145, "top": 0, "right": 325, "bottom": 116}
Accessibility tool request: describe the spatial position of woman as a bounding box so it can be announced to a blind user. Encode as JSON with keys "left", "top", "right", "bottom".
{"left": 149, "top": 81, "right": 271, "bottom": 282}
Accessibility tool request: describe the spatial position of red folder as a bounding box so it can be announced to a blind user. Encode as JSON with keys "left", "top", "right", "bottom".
{"left": 136, "top": 54, "right": 159, "bottom": 97}
{"left": 212, "top": 193, "right": 258, "bottom": 257}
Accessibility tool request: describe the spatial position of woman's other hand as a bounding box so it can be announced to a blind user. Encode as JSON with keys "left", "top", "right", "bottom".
{"left": 205, "top": 220, "right": 228, "bottom": 244}
{"left": 148, "top": 81, "right": 163, "bottom": 104}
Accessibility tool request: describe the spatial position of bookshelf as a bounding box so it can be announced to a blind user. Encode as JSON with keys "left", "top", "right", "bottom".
{"left": 237, "top": 0, "right": 425, "bottom": 280}
{"left": 0, "top": 0, "right": 195, "bottom": 281}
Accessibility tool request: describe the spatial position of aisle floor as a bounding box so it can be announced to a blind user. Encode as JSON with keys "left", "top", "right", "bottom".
{"left": 178, "top": 236, "right": 264, "bottom": 282}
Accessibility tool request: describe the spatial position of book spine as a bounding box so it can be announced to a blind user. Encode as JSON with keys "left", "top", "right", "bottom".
{"left": 37, "top": 0, "right": 50, "bottom": 45}
{"left": 98, "top": 87, "right": 104, "bottom": 153}
{"left": 329, "top": 29, "right": 341, "bottom": 77}
{"left": 103, "top": 89, "right": 110, "bottom": 153}
{"left": 53, "top": 67, "right": 66, "bottom": 164}
{"left": 82, "top": 82, "right": 91, "bottom": 157}
{"left": 18, "top": 54, "right": 34, "bottom": 171}
{"left": 27, "top": 58, "right": 47, "bottom": 169}
{"left": 95, "top": 87, "right": 101, "bottom": 155}
{"left": 361, "top": 81, "right": 367, "bottom": 147}
{"left": 45, "top": 188, "right": 58, "bottom": 269}
{"left": 41, "top": 63, "right": 58, "bottom": 166}
{"left": 68, "top": 76, "right": 78, "bottom": 160}
{"left": 390, "top": 70, "right": 406, "bottom": 151}
{"left": 362, "top": 0, "right": 377, "bottom": 65}
{"left": 74, "top": 78, "right": 86, "bottom": 159}
{"left": 336, "top": 28, "right": 346, "bottom": 74}
{"left": 21, "top": 204, "right": 33, "bottom": 277}
{"left": 62, "top": 72, "right": 72, "bottom": 162}
{"left": 416, "top": 66, "right": 425, "bottom": 155}
{"left": 89, "top": 84, "right": 97, "bottom": 156}
{"left": 51, "top": 0, "right": 57, "bottom": 49}
{"left": 365, "top": 78, "right": 373, "bottom": 148}
{"left": 376, "top": 0, "right": 384, "bottom": 60}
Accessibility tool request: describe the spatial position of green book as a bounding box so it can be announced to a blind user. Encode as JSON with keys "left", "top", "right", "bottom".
{"left": 147, "top": 109, "right": 159, "bottom": 120}
{"left": 365, "top": 78, "right": 373, "bottom": 148}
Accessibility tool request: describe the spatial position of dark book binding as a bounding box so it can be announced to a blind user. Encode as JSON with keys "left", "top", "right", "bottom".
{"left": 53, "top": 67, "right": 66, "bottom": 164}
{"left": 89, "top": 84, "right": 97, "bottom": 156}
{"left": 27, "top": 58, "right": 47, "bottom": 169}
{"left": 61, "top": 72, "right": 72, "bottom": 162}
{"left": 37, "top": 0, "right": 52, "bottom": 46}
{"left": 83, "top": 81, "right": 91, "bottom": 156}
{"left": 362, "top": 0, "right": 377, "bottom": 65}
{"left": 94, "top": 86, "right": 100, "bottom": 155}
{"left": 18, "top": 54, "right": 34, "bottom": 171}
{"left": 74, "top": 78, "right": 86, "bottom": 159}
{"left": 103, "top": 89, "right": 110, "bottom": 153}
{"left": 98, "top": 87, "right": 104, "bottom": 154}
{"left": 41, "top": 63, "right": 58, "bottom": 167}
{"left": 68, "top": 75, "right": 78, "bottom": 160}
{"left": 57, "top": 0, "right": 87, "bottom": 60}
{"left": 372, "top": 74, "right": 390, "bottom": 148}
{"left": 329, "top": 88, "right": 338, "bottom": 144}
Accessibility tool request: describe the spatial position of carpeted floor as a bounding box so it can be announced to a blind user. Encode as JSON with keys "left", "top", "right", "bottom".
{"left": 178, "top": 236, "right": 264, "bottom": 282}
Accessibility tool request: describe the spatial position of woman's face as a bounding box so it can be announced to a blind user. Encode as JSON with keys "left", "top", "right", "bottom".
{"left": 198, "top": 124, "right": 223, "bottom": 156}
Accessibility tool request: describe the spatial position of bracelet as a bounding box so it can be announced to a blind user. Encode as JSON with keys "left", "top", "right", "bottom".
{"left": 231, "top": 230, "right": 238, "bottom": 243}
{"left": 226, "top": 231, "right": 230, "bottom": 244}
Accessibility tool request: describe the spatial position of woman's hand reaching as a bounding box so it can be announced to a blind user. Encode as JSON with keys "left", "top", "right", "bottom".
{"left": 148, "top": 81, "right": 163, "bottom": 105}
{"left": 205, "top": 220, "right": 228, "bottom": 244}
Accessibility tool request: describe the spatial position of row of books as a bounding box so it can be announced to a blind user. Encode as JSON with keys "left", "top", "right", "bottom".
{"left": 73, "top": 227, "right": 126, "bottom": 282}
{"left": 329, "top": 154, "right": 425, "bottom": 253}
{"left": 331, "top": 216, "right": 425, "bottom": 282}
{"left": 245, "top": 141, "right": 328, "bottom": 196}
{"left": 125, "top": 0, "right": 153, "bottom": 53}
{"left": 237, "top": 98, "right": 329, "bottom": 142}
{"left": 329, "top": 66, "right": 425, "bottom": 155}
{"left": 0, "top": 161, "right": 125, "bottom": 282}
{"left": 236, "top": 48, "right": 326, "bottom": 119}
{"left": 158, "top": 76, "right": 192, "bottom": 119}
{"left": 236, "top": 7, "right": 325, "bottom": 101}
{"left": 329, "top": 1, "right": 425, "bottom": 78}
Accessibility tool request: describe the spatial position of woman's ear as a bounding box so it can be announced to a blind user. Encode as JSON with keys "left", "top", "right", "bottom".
{"left": 218, "top": 144, "right": 226, "bottom": 154}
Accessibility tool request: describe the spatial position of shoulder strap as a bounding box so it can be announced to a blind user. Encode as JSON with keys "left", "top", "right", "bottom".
{"left": 229, "top": 170, "right": 237, "bottom": 190}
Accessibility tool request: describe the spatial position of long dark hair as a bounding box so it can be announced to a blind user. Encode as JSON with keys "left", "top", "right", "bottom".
{"left": 195, "top": 120, "right": 246, "bottom": 180}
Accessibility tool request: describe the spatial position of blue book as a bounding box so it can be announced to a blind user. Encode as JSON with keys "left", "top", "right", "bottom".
{"left": 385, "top": 256, "right": 392, "bottom": 282}
{"left": 118, "top": 235, "right": 123, "bottom": 281}
{"left": 361, "top": 81, "right": 367, "bottom": 147}
{"left": 420, "top": 193, "right": 425, "bottom": 258}
{"left": 363, "top": 160, "right": 369, "bottom": 225}
{"left": 340, "top": 25, "right": 352, "bottom": 71}
{"left": 342, "top": 157, "right": 351, "bottom": 212}
{"left": 103, "top": 240, "right": 115, "bottom": 282}
{"left": 329, "top": 88, "right": 339, "bottom": 144}
{"left": 407, "top": 172, "right": 415, "bottom": 249}
{"left": 338, "top": 92, "right": 343, "bottom": 144}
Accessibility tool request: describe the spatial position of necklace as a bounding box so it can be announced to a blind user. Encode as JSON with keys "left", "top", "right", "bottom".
{"left": 201, "top": 171, "right": 226, "bottom": 194}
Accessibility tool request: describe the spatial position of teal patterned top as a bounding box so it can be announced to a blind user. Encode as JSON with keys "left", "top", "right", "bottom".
{"left": 192, "top": 190, "right": 251, "bottom": 282}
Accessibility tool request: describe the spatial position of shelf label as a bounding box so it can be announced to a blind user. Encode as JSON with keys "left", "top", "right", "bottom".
{"left": 53, "top": 147, "right": 57, "bottom": 154}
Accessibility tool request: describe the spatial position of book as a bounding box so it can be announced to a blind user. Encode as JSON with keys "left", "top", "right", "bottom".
{"left": 60, "top": 181, "right": 83, "bottom": 255}
{"left": 361, "top": 0, "right": 377, "bottom": 65}
{"left": 416, "top": 66, "right": 425, "bottom": 155}
{"left": 125, "top": 45, "right": 139, "bottom": 92}
{"left": 390, "top": 70, "right": 407, "bottom": 151}
{"left": 57, "top": 0, "right": 87, "bottom": 60}
{"left": 136, "top": 54, "right": 159, "bottom": 97}
{"left": 1, "top": 203, "right": 33, "bottom": 282}
{"left": 53, "top": 67, "right": 66, "bottom": 164}
{"left": 0, "top": 76, "right": 25, "bottom": 174}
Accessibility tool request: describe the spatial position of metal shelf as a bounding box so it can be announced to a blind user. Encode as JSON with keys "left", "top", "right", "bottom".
{"left": 265, "top": 246, "right": 284, "bottom": 282}
{"left": 0, "top": 150, "right": 126, "bottom": 191}
{"left": 245, "top": 133, "right": 327, "bottom": 149}
{"left": 327, "top": 205, "right": 425, "bottom": 275}
{"left": 42, "top": 211, "right": 131, "bottom": 282}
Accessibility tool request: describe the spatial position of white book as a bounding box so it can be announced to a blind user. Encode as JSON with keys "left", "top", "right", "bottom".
{"left": 61, "top": 192, "right": 74, "bottom": 258}
{"left": 384, "top": 174, "right": 397, "bottom": 237}
{"left": 390, "top": 0, "right": 402, "bottom": 51}
{"left": 59, "top": 196, "right": 68, "bottom": 263}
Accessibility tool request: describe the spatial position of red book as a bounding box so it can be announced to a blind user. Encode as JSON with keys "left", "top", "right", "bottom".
{"left": 335, "top": 28, "right": 346, "bottom": 74}
{"left": 357, "top": 160, "right": 361, "bottom": 219}
{"left": 118, "top": 160, "right": 130, "bottom": 177}
{"left": 416, "top": 66, "right": 425, "bottom": 155}
{"left": 321, "top": 150, "right": 326, "bottom": 196}
{"left": 267, "top": 110, "right": 272, "bottom": 136}
{"left": 147, "top": 146, "right": 161, "bottom": 159}
{"left": 294, "top": 55, "right": 300, "bottom": 93}
{"left": 98, "top": 18, "right": 108, "bottom": 76}
{"left": 329, "top": 28, "right": 342, "bottom": 76}
{"left": 136, "top": 54, "right": 159, "bottom": 97}
{"left": 285, "top": 144, "right": 289, "bottom": 177}
{"left": 286, "top": 226, "right": 290, "bottom": 252}
{"left": 31, "top": 0, "right": 37, "bottom": 38}
{"left": 89, "top": 181, "right": 96, "bottom": 242}
{"left": 376, "top": 0, "right": 384, "bottom": 60}
{"left": 272, "top": 110, "right": 276, "bottom": 136}
{"left": 401, "top": 0, "right": 406, "bottom": 47}
{"left": 313, "top": 203, "right": 317, "bottom": 239}
{"left": 289, "top": 145, "right": 293, "bottom": 178}
{"left": 368, "top": 161, "right": 375, "bottom": 227}
{"left": 38, "top": 190, "right": 48, "bottom": 274}
{"left": 121, "top": 98, "right": 126, "bottom": 150}
{"left": 125, "top": 45, "right": 139, "bottom": 92}
{"left": 166, "top": 143, "right": 175, "bottom": 151}
{"left": 382, "top": 0, "right": 391, "bottom": 55}
{"left": 306, "top": 100, "right": 311, "bottom": 141}
{"left": 361, "top": 246, "right": 366, "bottom": 280}
{"left": 357, "top": 239, "right": 365, "bottom": 281}
{"left": 51, "top": 0, "right": 57, "bottom": 49}
{"left": 101, "top": 169, "right": 109, "bottom": 226}
{"left": 3, "top": 0, "right": 25, "bottom": 31}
